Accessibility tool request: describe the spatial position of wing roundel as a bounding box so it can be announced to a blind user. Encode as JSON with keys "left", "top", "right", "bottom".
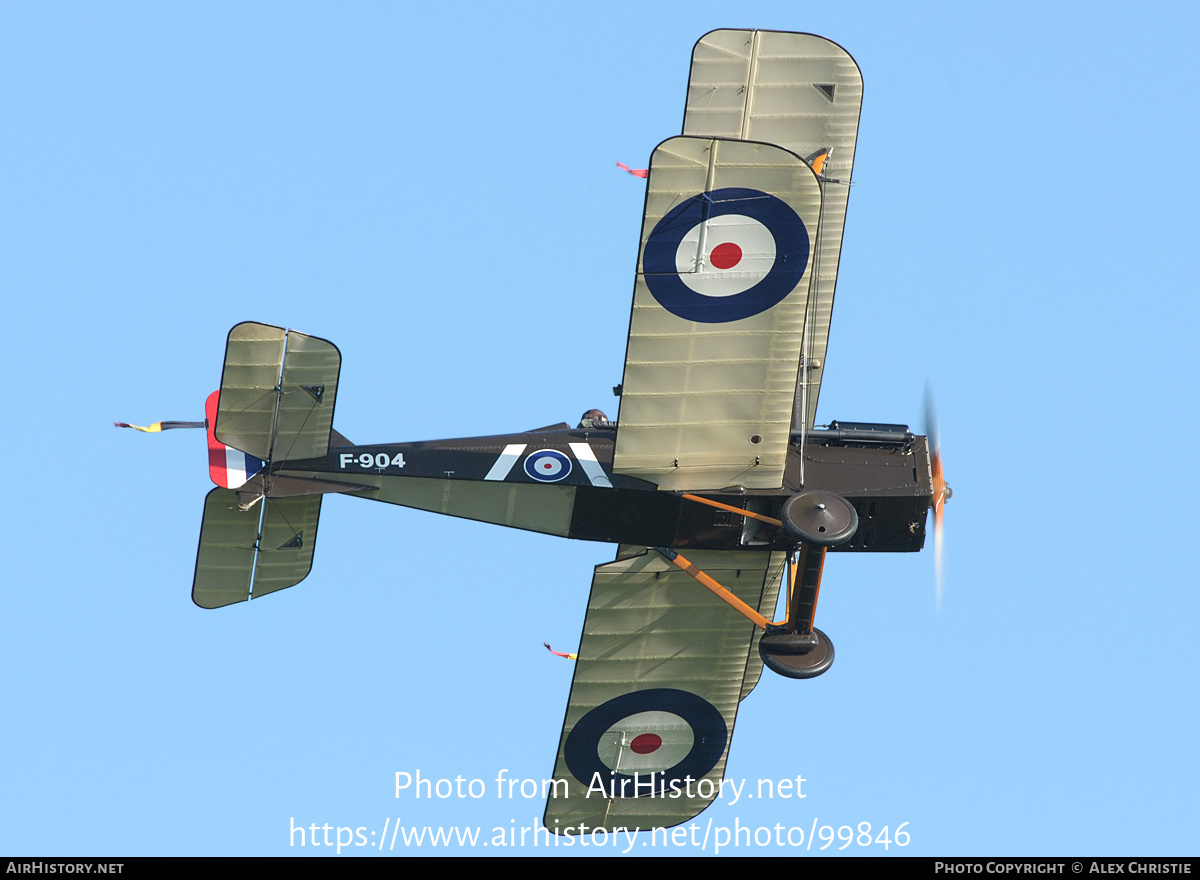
{"left": 544, "top": 548, "right": 786, "bottom": 832}
{"left": 642, "top": 185, "right": 810, "bottom": 324}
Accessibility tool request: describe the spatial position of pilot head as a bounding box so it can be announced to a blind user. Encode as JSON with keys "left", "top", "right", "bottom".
{"left": 578, "top": 409, "right": 611, "bottom": 429}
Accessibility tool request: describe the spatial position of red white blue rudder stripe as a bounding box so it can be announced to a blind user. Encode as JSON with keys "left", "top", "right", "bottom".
{"left": 205, "top": 391, "right": 264, "bottom": 489}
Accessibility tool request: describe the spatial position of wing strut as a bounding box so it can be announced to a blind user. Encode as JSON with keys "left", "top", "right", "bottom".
{"left": 680, "top": 493, "right": 783, "bottom": 528}
{"left": 653, "top": 544, "right": 827, "bottom": 637}
{"left": 654, "top": 548, "right": 773, "bottom": 629}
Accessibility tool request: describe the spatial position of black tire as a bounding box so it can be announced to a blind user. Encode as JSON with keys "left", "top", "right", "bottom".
{"left": 759, "top": 628, "right": 835, "bottom": 679}
{"left": 780, "top": 490, "right": 858, "bottom": 546}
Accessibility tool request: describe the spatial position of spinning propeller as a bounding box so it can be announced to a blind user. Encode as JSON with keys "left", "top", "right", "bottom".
{"left": 926, "top": 390, "right": 952, "bottom": 611}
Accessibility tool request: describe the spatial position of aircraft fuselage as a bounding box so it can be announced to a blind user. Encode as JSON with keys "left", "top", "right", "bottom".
{"left": 270, "top": 423, "right": 933, "bottom": 553}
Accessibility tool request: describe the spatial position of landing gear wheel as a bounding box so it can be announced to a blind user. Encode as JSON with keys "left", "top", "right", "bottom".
{"left": 758, "top": 628, "right": 835, "bottom": 679}
{"left": 780, "top": 490, "right": 859, "bottom": 546}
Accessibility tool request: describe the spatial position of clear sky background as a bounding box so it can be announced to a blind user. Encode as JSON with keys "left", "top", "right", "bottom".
{"left": 4, "top": 1, "right": 1199, "bottom": 857}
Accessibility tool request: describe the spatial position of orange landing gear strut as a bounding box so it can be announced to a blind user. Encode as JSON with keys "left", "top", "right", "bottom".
{"left": 673, "top": 489, "right": 860, "bottom": 679}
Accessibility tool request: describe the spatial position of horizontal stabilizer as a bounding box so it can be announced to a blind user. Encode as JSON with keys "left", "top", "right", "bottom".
{"left": 215, "top": 322, "right": 341, "bottom": 464}
{"left": 192, "top": 488, "right": 322, "bottom": 609}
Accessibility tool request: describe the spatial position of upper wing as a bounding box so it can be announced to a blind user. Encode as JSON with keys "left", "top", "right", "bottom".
{"left": 683, "top": 30, "right": 863, "bottom": 432}
{"left": 611, "top": 136, "right": 822, "bottom": 491}
{"left": 543, "top": 548, "right": 786, "bottom": 832}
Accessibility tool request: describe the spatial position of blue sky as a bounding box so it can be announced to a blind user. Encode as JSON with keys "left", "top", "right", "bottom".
{"left": 4, "top": 1, "right": 1199, "bottom": 857}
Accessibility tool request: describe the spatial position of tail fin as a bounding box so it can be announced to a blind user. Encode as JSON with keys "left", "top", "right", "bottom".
{"left": 206, "top": 391, "right": 264, "bottom": 489}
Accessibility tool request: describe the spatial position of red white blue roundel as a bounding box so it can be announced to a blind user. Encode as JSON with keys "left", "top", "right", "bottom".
{"left": 524, "top": 449, "right": 572, "bottom": 482}
{"left": 643, "top": 187, "right": 809, "bottom": 323}
{"left": 564, "top": 689, "right": 727, "bottom": 796}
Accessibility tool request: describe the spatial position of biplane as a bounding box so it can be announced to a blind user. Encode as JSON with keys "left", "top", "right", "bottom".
{"left": 145, "top": 31, "right": 951, "bottom": 832}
